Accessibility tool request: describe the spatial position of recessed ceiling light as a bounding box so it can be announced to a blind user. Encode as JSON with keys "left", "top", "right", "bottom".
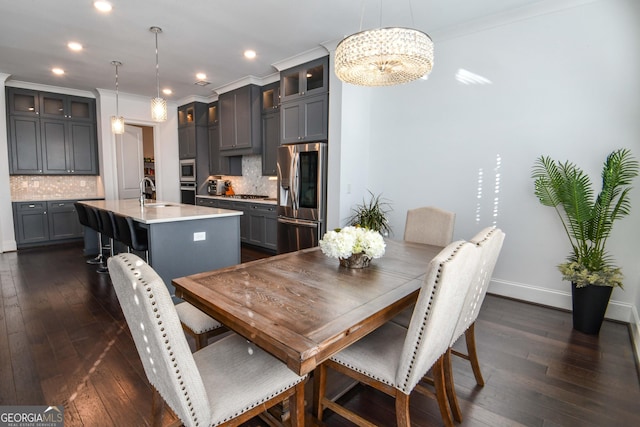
{"left": 244, "top": 50, "right": 256, "bottom": 59}
{"left": 162, "top": 88, "right": 172, "bottom": 95}
{"left": 52, "top": 68, "right": 65, "bottom": 75}
{"left": 196, "top": 73, "right": 207, "bottom": 80}
{"left": 68, "top": 42, "right": 83, "bottom": 51}
{"left": 94, "top": 1, "right": 113, "bottom": 12}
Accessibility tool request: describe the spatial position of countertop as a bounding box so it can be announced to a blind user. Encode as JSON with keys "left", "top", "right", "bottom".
{"left": 80, "top": 199, "right": 243, "bottom": 224}
{"left": 196, "top": 195, "right": 277, "bottom": 205}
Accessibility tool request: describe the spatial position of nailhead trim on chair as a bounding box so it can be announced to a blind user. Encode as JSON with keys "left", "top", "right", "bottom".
{"left": 399, "top": 241, "right": 466, "bottom": 393}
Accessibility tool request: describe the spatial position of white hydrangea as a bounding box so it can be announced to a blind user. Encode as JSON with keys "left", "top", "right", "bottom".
{"left": 319, "top": 226, "right": 386, "bottom": 259}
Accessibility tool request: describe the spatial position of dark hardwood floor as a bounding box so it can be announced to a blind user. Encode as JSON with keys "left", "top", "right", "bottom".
{"left": 1, "top": 242, "right": 639, "bottom": 426}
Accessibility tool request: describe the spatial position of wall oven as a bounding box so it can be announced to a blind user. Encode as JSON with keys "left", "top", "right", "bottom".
{"left": 179, "top": 159, "right": 196, "bottom": 182}
{"left": 277, "top": 142, "right": 327, "bottom": 253}
{"left": 180, "top": 181, "right": 196, "bottom": 205}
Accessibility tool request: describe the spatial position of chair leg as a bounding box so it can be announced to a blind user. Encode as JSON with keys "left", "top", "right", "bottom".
{"left": 194, "top": 333, "right": 208, "bottom": 351}
{"left": 288, "top": 381, "right": 305, "bottom": 427}
{"left": 314, "top": 364, "right": 327, "bottom": 420}
{"left": 395, "top": 391, "right": 411, "bottom": 427}
{"left": 432, "top": 355, "right": 455, "bottom": 427}
{"left": 151, "top": 387, "right": 165, "bottom": 427}
{"left": 443, "top": 348, "right": 463, "bottom": 422}
{"left": 465, "top": 322, "right": 485, "bottom": 386}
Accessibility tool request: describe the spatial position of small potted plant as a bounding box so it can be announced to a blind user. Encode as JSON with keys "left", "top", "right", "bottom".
{"left": 531, "top": 148, "right": 638, "bottom": 334}
{"left": 347, "top": 191, "right": 392, "bottom": 236}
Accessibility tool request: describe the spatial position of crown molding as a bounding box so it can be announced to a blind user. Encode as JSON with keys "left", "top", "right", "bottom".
{"left": 6, "top": 80, "right": 96, "bottom": 98}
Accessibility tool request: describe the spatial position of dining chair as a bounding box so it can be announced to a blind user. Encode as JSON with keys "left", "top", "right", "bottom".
{"left": 392, "top": 205, "right": 456, "bottom": 328}
{"left": 110, "top": 212, "right": 227, "bottom": 351}
{"left": 403, "top": 206, "right": 456, "bottom": 246}
{"left": 314, "top": 240, "right": 482, "bottom": 427}
{"left": 108, "top": 253, "right": 306, "bottom": 427}
{"left": 443, "top": 226, "right": 505, "bottom": 421}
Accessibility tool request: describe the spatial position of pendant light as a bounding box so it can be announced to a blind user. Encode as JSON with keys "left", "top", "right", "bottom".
{"left": 150, "top": 26, "right": 167, "bottom": 122}
{"left": 335, "top": 0, "right": 433, "bottom": 86}
{"left": 110, "top": 61, "right": 125, "bottom": 134}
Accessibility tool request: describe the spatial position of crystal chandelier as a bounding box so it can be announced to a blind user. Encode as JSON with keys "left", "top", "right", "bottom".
{"left": 335, "top": 2, "right": 433, "bottom": 86}
{"left": 150, "top": 26, "right": 167, "bottom": 122}
{"left": 110, "top": 61, "right": 125, "bottom": 134}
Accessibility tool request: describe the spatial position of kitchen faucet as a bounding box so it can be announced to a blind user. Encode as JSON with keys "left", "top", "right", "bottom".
{"left": 139, "top": 177, "right": 156, "bottom": 206}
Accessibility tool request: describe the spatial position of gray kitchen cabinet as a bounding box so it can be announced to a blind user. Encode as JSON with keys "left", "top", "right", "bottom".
{"left": 219, "top": 85, "right": 261, "bottom": 156}
{"left": 280, "top": 56, "right": 328, "bottom": 103}
{"left": 247, "top": 203, "right": 277, "bottom": 251}
{"left": 195, "top": 198, "right": 276, "bottom": 250}
{"left": 280, "top": 93, "right": 328, "bottom": 144}
{"left": 261, "top": 82, "right": 280, "bottom": 176}
{"left": 41, "top": 119, "right": 97, "bottom": 174}
{"left": 47, "top": 200, "right": 83, "bottom": 240}
{"left": 39, "top": 92, "right": 95, "bottom": 122}
{"left": 13, "top": 199, "right": 87, "bottom": 248}
{"left": 208, "top": 101, "right": 241, "bottom": 176}
{"left": 178, "top": 102, "right": 207, "bottom": 159}
{"left": 9, "top": 115, "right": 42, "bottom": 173}
{"left": 13, "top": 201, "right": 49, "bottom": 246}
{"left": 7, "top": 88, "right": 40, "bottom": 116}
{"left": 6, "top": 87, "right": 98, "bottom": 175}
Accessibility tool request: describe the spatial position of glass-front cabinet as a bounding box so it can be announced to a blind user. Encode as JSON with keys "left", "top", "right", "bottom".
{"left": 39, "top": 92, "right": 94, "bottom": 121}
{"left": 280, "top": 56, "right": 328, "bottom": 103}
{"left": 8, "top": 88, "right": 40, "bottom": 116}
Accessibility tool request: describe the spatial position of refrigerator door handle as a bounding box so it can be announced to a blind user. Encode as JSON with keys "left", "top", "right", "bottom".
{"left": 277, "top": 217, "right": 319, "bottom": 227}
{"left": 291, "top": 152, "right": 300, "bottom": 211}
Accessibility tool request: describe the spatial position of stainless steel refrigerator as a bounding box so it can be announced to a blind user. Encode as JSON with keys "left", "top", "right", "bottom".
{"left": 277, "top": 142, "right": 328, "bottom": 254}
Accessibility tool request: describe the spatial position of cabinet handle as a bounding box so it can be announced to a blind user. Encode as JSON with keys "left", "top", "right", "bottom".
{"left": 28, "top": 204, "right": 35, "bottom": 208}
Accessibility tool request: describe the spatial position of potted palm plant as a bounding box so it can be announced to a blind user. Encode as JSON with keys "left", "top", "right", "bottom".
{"left": 347, "top": 191, "right": 392, "bottom": 236}
{"left": 531, "top": 148, "right": 638, "bottom": 334}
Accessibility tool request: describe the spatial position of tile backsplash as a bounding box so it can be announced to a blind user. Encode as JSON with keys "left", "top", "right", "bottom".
{"left": 219, "top": 155, "right": 277, "bottom": 197}
{"left": 10, "top": 175, "right": 100, "bottom": 201}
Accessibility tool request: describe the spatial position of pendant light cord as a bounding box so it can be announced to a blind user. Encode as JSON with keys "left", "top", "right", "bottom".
{"left": 115, "top": 63, "right": 120, "bottom": 114}
{"left": 154, "top": 31, "right": 160, "bottom": 98}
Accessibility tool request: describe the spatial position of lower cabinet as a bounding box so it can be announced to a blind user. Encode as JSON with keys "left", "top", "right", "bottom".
{"left": 196, "top": 198, "right": 276, "bottom": 251}
{"left": 13, "top": 199, "right": 84, "bottom": 248}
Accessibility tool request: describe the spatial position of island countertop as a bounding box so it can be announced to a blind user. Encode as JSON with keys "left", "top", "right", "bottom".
{"left": 80, "top": 199, "right": 243, "bottom": 224}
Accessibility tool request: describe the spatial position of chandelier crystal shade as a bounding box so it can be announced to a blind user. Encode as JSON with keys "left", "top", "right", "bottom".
{"left": 110, "top": 60, "right": 124, "bottom": 134}
{"left": 150, "top": 26, "right": 167, "bottom": 122}
{"left": 335, "top": 27, "right": 434, "bottom": 86}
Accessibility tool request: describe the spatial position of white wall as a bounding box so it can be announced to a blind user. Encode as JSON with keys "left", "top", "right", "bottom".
{"left": 96, "top": 90, "right": 180, "bottom": 203}
{"left": 0, "top": 74, "right": 16, "bottom": 252}
{"left": 334, "top": 0, "right": 640, "bottom": 322}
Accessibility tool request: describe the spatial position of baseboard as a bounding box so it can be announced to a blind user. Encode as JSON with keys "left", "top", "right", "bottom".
{"left": 630, "top": 305, "right": 640, "bottom": 378}
{"left": 1, "top": 239, "right": 17, "bottom": 253}
{"left": 488, "top": 278, "right": 633, "bottom": 323}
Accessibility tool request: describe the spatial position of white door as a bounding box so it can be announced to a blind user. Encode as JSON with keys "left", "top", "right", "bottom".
{"left": 116, "top": 125, "right": 144, "bottom": 199}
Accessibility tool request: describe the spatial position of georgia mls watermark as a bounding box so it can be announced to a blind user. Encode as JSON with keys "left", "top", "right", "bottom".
{"left": 0, "top": 406, "right": 63, "bottom": 427}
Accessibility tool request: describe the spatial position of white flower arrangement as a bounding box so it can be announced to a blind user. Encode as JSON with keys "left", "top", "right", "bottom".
{"left": 319, "top": 226, "right": 386, "bottom": 260}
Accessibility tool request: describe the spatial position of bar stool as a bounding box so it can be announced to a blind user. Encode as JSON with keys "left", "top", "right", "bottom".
{"left": 96, "top": 209, "right": 117, "bottom": 273}
{"left": 85, "top": 206, "right": 108, "bottom": 270}
{"left": 74, "top": 202, "right": 102, "bottom": 265}
{"left": 112, "top": 212, "right": 149, "bottom": 262}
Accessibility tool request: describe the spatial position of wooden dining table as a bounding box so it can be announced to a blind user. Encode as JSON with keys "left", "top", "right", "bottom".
{"left": 172, "top": 239, "right": 443, "bottom": 377}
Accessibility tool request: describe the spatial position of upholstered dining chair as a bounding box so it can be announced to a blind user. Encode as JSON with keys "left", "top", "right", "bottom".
{"left": 108, "top": 253, "right": 306, "bottom": 427}
{"left": 444, "top": 226, "right": 505, "bottom": 422}
{"left": 110, "top": 212, "right": 227, "bottom": 351}
{"left": 392, "top": 205, "right": 457, "bottom": 328}
{"left": 403, "top": 206, "right": 456, "bottom": 247}
{"left": 314, "top": 240, "right": 482, "bottom": 427}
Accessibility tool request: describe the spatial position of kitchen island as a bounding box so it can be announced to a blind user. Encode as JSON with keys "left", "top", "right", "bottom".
{"left": 81, "top": 199, "right": 242, "bottom": 297}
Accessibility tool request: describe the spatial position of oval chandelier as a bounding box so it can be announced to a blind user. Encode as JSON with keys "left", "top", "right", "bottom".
{"left": 335, "top": 26, "right": 433, "bottom": 86}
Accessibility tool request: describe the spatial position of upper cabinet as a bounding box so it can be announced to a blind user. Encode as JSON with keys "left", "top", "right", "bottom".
{"left": 280, "top": 56, "right": 328, "bottom": 103}
{"left": 219, "top": 84, "right": 261, "bottom": 156}
{"left": 178, "top": 102, "right": 207, "bottom": 159}
{"left": 261, "top": 82, "right": 280, "bottom": 176}
{"left": 39, "top": 92, "right": 94, "bottom": 122}
{"left": 6, "top": 87, "right": 98, "bottom": 175}
{"left": 279, "top": 57, "right": 329, "bottom": 144}
{"left": 261, "top": 81, "right": 280, "bottom": 113}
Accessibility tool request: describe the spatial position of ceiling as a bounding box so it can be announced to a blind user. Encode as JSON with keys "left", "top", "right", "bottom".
{"left": 0, "top": 0, "right": 543, "bottom": 101}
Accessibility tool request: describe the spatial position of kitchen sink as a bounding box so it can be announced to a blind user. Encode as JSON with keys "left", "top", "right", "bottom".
{"left": 143, "top": 203, "right": 176, "bottom": 208}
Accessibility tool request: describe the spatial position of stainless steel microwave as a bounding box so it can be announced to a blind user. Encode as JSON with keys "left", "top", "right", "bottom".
{"left": 179, "top": 159, "right": 196, "bottom": 181}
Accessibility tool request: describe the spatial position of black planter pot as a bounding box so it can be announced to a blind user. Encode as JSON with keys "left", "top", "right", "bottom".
{"left": 571, "top": 283, "right": 613, "bottom": 335}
